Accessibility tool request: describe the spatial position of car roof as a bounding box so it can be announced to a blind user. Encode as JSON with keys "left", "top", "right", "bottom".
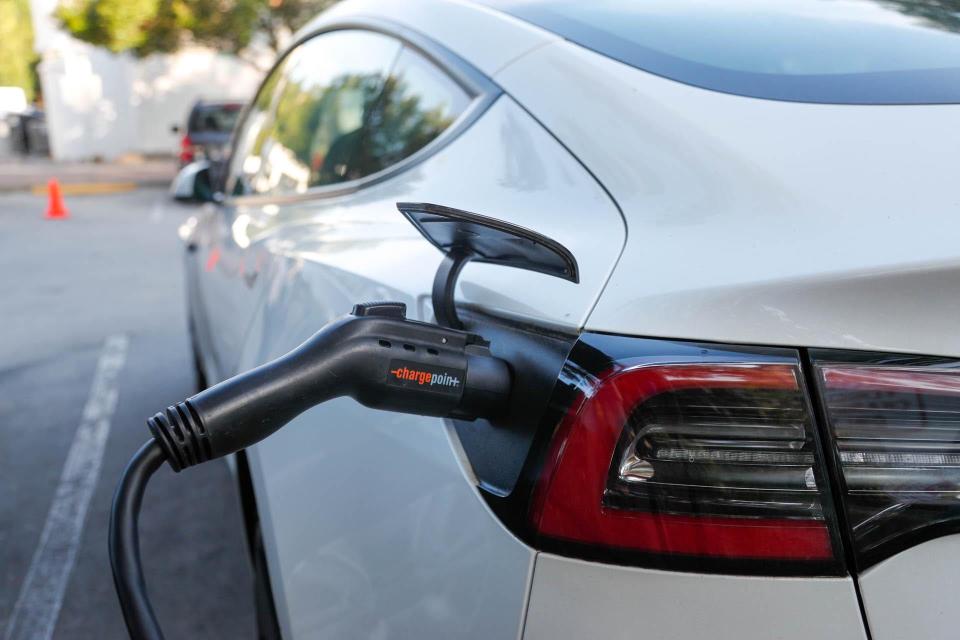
{"left": 299, "top": 0, "right": 558, "bottom": 79}
{"left": 471, "top": 0, "right": 960, "bottom": 105}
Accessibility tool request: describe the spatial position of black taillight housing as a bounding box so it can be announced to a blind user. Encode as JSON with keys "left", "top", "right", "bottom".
{"left": 527, "top": 334, "right": 846, "bottom": 575}
{"left": 811, "top": 352, "right": 960, "bottom": 570}
{"left": 505, "top": 333, "right": 960, "bottom": 577}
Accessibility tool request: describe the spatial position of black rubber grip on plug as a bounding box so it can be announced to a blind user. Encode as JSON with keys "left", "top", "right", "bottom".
{"left": 147, "top": 401, "right": 212, "bottom": 472}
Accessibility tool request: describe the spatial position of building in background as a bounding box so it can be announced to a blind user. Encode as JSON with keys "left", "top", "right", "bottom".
{"left": 28, "top": 0, "right": 265, "bottom": 161}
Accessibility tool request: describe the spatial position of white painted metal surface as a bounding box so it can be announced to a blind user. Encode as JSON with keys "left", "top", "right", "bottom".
{"left": 524, "top": 554, "right": 868, "bottom": 640}
{"left": 495, "top": 40, "right": 960, "bottom": 358}
{"left": 859, "top": 535, "right": 960, "bottom": 640}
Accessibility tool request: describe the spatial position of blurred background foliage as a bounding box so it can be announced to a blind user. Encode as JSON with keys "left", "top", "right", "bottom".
{"left": 0, "top": 0, "right": 39, "bottom": 100}
{"left": 56, "top": 0, "right": 338, "bottom": 66}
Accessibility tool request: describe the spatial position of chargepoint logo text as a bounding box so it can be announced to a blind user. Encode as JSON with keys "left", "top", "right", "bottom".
{"left": 390, "top": 365, "right": 461, "bottom": 389}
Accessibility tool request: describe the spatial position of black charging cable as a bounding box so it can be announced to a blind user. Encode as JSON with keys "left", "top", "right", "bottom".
{"left": 108, "top": 302, "right": 511, "bottom": 639}
{"left": 109, "top": 440, "right": 166, "bottom": 640}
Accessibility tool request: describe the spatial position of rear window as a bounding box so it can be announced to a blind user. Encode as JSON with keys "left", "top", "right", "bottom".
{"left": 189, "top": 104, "right": 243, "bottom": 134}
{"left": 481, "top": 0, "right": 960, "bottom": 104}
{"left": 228, "top": 29, "right": 472, "bottom": 198}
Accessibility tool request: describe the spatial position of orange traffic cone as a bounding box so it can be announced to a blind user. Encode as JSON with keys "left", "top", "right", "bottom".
{"left": 45, "top": 179, "right": 69, "bottom": 219}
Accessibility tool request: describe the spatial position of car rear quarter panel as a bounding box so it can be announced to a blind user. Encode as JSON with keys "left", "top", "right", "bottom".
{"left": 496, "top": 40, "right": 960, "bottom": 358}
{"left": 494, "top": 35, "right": 959, "bottom": 640}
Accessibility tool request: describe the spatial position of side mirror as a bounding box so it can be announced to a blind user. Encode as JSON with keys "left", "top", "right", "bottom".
{"left": 171, "top": 161, "right": 219, "bottom": 203}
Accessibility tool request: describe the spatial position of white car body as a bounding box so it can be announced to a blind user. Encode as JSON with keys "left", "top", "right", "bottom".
{"left": 183, "top": 1, "right": 960, "bottom": 638}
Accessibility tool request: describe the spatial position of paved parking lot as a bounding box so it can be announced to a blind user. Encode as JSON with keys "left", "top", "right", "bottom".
{"left": 0, "top": 189, "right": 255, "bottom": 639}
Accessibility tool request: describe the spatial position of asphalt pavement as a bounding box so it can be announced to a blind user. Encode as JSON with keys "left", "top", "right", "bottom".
{"left": 0, "top": 188, "right": 255, "bottom": 638}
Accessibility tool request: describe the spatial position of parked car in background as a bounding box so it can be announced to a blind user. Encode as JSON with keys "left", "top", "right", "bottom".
{"left": 172, "top": 100, "right": 244, "bottom": 167}
{"left": 175, "top": 0, "right": 960, "bottom": 638}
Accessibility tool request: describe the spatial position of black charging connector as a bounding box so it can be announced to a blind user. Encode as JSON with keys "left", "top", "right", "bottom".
{"left": 147, "top": 301, "right": 509, "bottom": 471}
{"left": 109, "top": 302, "right": 512, "bottom": 639}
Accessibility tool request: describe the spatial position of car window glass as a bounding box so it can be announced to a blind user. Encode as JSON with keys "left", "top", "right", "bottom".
{"left": 228, "top": 33, "right": 473, "bottom": 199}
{"left": 363, "top": 47, "right": 472, "bottom": 174}
{"left": 228, "top": 71, "right": 282, "bottom": 193}
{"left": 229, "top": 30, "right": 401, "bottom": 197}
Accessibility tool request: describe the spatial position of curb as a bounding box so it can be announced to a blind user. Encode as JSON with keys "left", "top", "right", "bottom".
{"left": 30, "top": 182, "right": 137, "bottom": 196}
{"left": 0, "top": 179, "right": 172, "bottom": 195}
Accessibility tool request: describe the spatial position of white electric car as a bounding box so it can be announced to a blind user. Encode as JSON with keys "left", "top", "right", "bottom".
{"left": 179, "top": 0, "right": 960, "bottom": 638}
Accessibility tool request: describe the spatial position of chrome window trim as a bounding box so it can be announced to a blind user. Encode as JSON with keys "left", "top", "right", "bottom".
{"left": 223, "top": 16, "right": 503, "bottom": 207}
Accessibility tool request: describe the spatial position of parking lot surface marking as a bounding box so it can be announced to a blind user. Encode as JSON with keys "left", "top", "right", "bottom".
{"left": 4, "top": 335, "right": 129, "bottom": 640}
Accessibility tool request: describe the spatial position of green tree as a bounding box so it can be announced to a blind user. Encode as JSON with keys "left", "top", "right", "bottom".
{"left": 0, "top": 0, "right": 38, "bottom": 101}
{"left": 55, "top": 0, "right": 338, "bottom": 67}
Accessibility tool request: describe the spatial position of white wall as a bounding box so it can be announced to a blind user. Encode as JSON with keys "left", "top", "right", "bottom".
{"left": 29, "top": 0, "right": 264, "bottom": 161}
{"left": 133, "top": 49, "right": 263, "bottom": 154}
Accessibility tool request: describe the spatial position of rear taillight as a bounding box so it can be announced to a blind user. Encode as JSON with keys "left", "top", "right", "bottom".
{"left": 521, "top": 335, "right": 960, "bottom": 575}
{"left": 179, "top": 134, "right": 195, "bottom": 163}
{"left": 813, "top": 357, "right": 960, "bottom": 569}
{"left": 529, "top": 336, "right": 843, "bottom": 574}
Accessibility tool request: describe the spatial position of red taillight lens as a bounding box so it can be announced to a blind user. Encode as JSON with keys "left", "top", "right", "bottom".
{"left": 530, "top": 338, "right": 842, "bottom": 572}
{"left": 815, "top": 359, "right": 960, "bottom": 568}
{"left": 179, "top": 134, "right": 195, "bottom": 163}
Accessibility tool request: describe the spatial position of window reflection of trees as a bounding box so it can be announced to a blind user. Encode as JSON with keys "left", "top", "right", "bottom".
{"left": 243, "top": 69, "right": 459, "bottom": 196}
{"left": 365, "top": 74, "right": 459, "bottom": 173}
{"left": 246, "top": 72, "right": 378, "bottom": 194}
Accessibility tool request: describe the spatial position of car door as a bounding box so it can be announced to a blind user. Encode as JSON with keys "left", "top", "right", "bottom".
{"left": 189, "top": 20, "right": 626, "bottom": 640}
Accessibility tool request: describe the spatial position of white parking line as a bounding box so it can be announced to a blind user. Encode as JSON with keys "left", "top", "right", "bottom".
{"left": 4, "top": 335, "right": 129, "bottom": 640}
{"left": 149, "top": 199, "right": 164, "bottom": 223}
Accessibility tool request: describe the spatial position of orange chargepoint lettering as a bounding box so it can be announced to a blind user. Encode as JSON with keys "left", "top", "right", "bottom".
{"left": 390, "top": 365, "right": 461, "bottom": 388}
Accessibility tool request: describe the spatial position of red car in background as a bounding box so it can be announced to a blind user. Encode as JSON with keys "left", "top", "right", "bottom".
{"left": 173, "top": 100, "right": 244, "bottom": 167}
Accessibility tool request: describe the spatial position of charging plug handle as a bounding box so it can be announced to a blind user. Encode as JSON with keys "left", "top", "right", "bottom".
{"left": 148, "top": 302, "right": 511, "bottom": 471}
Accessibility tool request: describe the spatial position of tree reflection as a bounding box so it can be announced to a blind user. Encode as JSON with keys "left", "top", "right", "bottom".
{"left": 244, "top": 68, "right": 458, "bottom": 195}
{"left": 364, "top": 74, "right": 459, "bottom": 172}
{"left": 877, "top": 0, "right": 960, "bottom": 33}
